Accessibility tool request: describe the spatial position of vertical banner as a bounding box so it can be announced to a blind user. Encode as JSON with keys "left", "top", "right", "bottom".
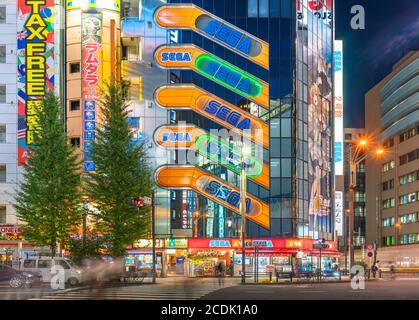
{"left": 334, "top": 191, "right": 343, "bottom": 236}
{"left": 81, "top": 13, "right": 102, "bottom": 172}
{"left": 17, "top": 0, "right": 55, "bottom": 166}
{"left": 334, "top": 40, "right": 344, "bottom": 176}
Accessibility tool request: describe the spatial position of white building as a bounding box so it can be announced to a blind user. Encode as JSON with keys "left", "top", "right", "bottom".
{"left": 0, "top": 0, "right": 18, "bottom": 225}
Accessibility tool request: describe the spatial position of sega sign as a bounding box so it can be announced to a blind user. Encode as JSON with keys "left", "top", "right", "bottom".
{"left": 161, "top": 52, "right": 191, "bottom": 62}
{"left": 199, "top": 18, "right": 254, "bottom": 56}
{"left": 204, "top": 100, "right": 251, "bottom": 130}
{"left": 205, "top": 180, "right": 251, "bottom": 213}
{"left": 209, "top": 239, "right": 232, "bottom": 248}
{"left": 162, "top": 132, "right": 192, "bottom": 143}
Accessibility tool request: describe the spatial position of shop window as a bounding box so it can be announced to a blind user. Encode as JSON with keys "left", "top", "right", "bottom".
{"left": 0, "top": 7, "right": 5, "bottom": 24}
{"left": 0, "top": 164, "right": 6, "bottom": 183}
{"left": 0, "top": 45, "right": 5, "bottom": 63}
{"left": 69, "top": 62, "right": 80, "bottom": 74}
{"left": 0, "top": 206, "right": 5, "bottom": 223}
{"left": 0, "top": 124, "right": 5, "bottom": 143}
{"left": 0, "top": 85, "right": 5, "bottom": 103}
{"left": 70, "top": 100, "right": 80, "bottom": 111}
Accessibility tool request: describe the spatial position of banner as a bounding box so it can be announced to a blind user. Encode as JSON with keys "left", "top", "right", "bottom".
{"left": 334, "top": 40, "right": 344, "bottom": 176}
{"left": 17, "top": 0, "right": 55, "bottom": 166}
{"left": 81, "top": 13, "right": 102, "bottom": 173}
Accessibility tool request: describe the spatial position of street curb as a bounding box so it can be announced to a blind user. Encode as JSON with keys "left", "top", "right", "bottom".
{"left": 236, "top": 279, "right": 379, "bottom": 286}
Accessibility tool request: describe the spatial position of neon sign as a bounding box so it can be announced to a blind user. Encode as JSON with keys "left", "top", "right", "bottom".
{"left": 195, "top": 54, "right": 262, "bottom": 99}
{"left": 17, "top": 0, "right": 55, "bottom": 165}
{"left": 195, "top": 134, "right": 263, "bottom": 178}
{"left": 204, "top": 180, "right": 252, "bottom": 213}
{"left": 154, "top": 4, "right": 269, "bottom": 69}
{"left": 161, "top": 52, "right": 191, "bottom": 62}
{"left": 204, "top": 100, "right": 250, "bottom": 130}
{"left": 209, "top": 239, "right": 231, "bottom": 248}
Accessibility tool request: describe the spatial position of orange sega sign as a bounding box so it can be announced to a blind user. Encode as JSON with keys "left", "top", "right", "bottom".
{"left": 154, "top": 84, "right": 269, "bottom": 149}
{"left": 154, "top": 4, "right": 269, "bottom": 69}
{"left": 155, "top": 165, "right": 270, "bottom": 229}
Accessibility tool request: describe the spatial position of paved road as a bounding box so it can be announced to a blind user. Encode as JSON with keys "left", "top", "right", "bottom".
{"left": 30, "top": 277, "right": 237, "bottom": 300}
{"left": 0, "top": 282, "right": 80, "bottom": 300}
{"left": 202, "top": 278, "right": 419, "bottom": 300}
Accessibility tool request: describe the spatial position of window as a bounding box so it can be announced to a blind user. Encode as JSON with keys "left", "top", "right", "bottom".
{"left": 70, "top": 137, "right": 80, "bottom": 148}
{"left": 38, "top": 260, "right": 52, "bottom": 268}
{"left": 0, "top": 125, "right": 5, "bottom": 143}
{"left": 0, "top": 85, "right": 5, "bottom": 103}
{"left": 400, "top": 125, "right": 419, "bottom": 143}
{"left": 0, "top": 45, "right": 5, "bottom": 63}
{"left": 70, "top": 100, "right": 80, "bottom": 111}
{"left": 383, "top": 160, "right": 395, "bottom": 172}
{"left": 354, "top": 192, "right": 365, "bottom": 202}
{"left": 400, "top": 213, "right": 418, "bottom": 225}
{"left": 0, "top": 165, "right": 5, "bottom": 183}
{"left": 382, "top": 179, "right": 394, "bottom": 191}
{"left": 54, "top": 259, "right": 70, "bottom": 269}
{"left": 383, "top": 138, "right": 394, "bottom": 148}
{"left": 399, "top": 171, "right": 419, "bottom": 185}
{"left": 399, "top": 192, "right": 418, "bottom": 205}
{"left": 383, "top": 217, "right": 395, "bottom": 228}
{"left": 0, "top": 7, "right": 5, "bottom": 24}
{"left": 0, "top": 206, "right": 5, "bottom": 224}
{"left": 345, "top": 133, "right": 352, "bottom": 140}
{"left": 400, "top": 148, "right": 419, "bottom": 166}
{"left": 354, "top": 206, "right": 365, "bottom": 217}
{"left": 383, "top": 236, "right": 396, "bottom": 247}
{"left": 69, "top": 62, "right": 80, "bottom": 74}
{"left": 23, "top": 260, "right": 36, "bottom": 268}
{"left": 383, "top": 198, "right": 395, "bottom": 209}
{"left": 248, "top": 0, "right": 258, "bottom": 17}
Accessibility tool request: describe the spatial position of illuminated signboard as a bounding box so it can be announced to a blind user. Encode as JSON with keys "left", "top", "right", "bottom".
{"left": 334, "top": 40, "right": 344, "bottom": 176}
{"left": 154, "top": 4, "right": 269, "bottom": 69}
{"left": 154, "top": 85, "right": 269, "bottom": 149}
{"left": 155, "top": 166, "right": 270, "bottom": 229}
{"left": 154, "top": 125, "right": 206, "bottom": 149}
{"left": 154, "top": 45, "right": 269, "bottom": 109}
{"left": 334, "top": 191, "right": 343, "bottom": 236}
{"left": 17, "top": 0, "right": 55, "bottom": 166}
{"left": 194, "top": 134, "right": 267, "bottom": 184}
{"left": 0, "top": 225, "right": 23, "bottom": 241}
{"left": 81, "top": 13, "right": 102, "bottom": 172}
{"left": 66, "top": 0, "right": 121, "bottom": 11}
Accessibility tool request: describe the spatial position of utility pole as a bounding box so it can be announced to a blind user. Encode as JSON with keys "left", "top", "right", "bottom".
{"left": 240, "top": 150, "right": 247, "bottom": 284}
{"left": 151, "top": 192, "right": 156, "bottom": 284}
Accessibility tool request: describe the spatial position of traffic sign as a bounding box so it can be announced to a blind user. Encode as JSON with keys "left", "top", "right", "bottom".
{"left": 367, "top": 252, "right": 373, "bottom": 258}
{"left": 367, "top": 244, "right": 374, "bottom": 251}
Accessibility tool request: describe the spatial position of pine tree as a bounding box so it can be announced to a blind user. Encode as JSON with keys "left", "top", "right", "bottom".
{"left": 15, "top": 94, "right": 82, "bottom": 256}
{"left": 86, "top": 83, "right": 153, "bottom": 257}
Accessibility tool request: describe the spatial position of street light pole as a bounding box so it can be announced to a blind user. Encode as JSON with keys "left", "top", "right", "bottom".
{"left": 151, "top": 192, "right": 156, "bottom": 284}
{"left": 82, "top": 199, "right": 89, "bottom": 249}
{"left": 240, "top": 147, "right": 247, "bottom": 284}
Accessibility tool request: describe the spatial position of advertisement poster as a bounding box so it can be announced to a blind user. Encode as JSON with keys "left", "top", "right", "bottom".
{"left": 81, "top": 13, "right": 102, "bottom": 173}
{"left": 298, "top": 0, "right": 334, "bottom": 234}
{"left": 17, "top": 0, "right": 55, "bottom": 166}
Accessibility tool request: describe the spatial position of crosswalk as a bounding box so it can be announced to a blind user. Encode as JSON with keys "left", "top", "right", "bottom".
{"left": 31, "top": 283, "right": 231, "bottom": 300}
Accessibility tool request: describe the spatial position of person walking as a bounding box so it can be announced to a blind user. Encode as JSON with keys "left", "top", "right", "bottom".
{"left": 217, "top": 262, "right": 226, "bottom": 287}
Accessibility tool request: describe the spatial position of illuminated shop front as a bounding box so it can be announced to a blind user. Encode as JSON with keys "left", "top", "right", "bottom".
{"left": 186, "top": 238, "right": 341, "bottom": 277}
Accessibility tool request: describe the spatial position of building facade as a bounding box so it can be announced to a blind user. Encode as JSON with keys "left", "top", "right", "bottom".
{"left": 365, "top": 51, "right": 419, "bottom": 267}
{"left": 343, "top": 128, "right": 366, "bottom": 251}
{"left": 120, "top": 0, "right": 339, "bottom": 276}
{"left": 0, "top": 0, "right": 18, "bottom": 227}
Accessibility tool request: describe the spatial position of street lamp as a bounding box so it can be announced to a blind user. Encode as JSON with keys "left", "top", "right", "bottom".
{"left": 348, "top": 138, "right": 385, "bottom": 271}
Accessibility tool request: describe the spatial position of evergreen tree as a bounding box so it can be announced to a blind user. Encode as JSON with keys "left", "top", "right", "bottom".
{"left": 86, "top": 83, "right": 153, "bottom": 257}
{"left": 15, "top": 94, "right": 82, "bottom": 256}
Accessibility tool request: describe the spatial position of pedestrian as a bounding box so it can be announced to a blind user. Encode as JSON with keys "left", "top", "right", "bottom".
{"left": 390, "top": 263, "right": 396, "bottom": 280}
{"left": 217, "top": 262, "right": 226, "bottom": 287}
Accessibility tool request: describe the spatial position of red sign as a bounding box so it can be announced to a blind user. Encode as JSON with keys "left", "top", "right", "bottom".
{"left": 0, "top": 225, "right": 23, "bottom": 241}
{"left": 188, "top": 238, "right": 336, "bottom": 251}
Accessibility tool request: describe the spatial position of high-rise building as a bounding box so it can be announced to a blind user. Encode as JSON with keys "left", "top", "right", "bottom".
{"left": 120, "top": 0, "right": 339, "bottom": 276}
{"left": 365, "top": 51, "right": 419, "bottom": 267}
{"left": 0, "top": 1, "right": 18, "bottom": 228}
{"left": 343, "top": 128, "right": 366, "bottom": 251}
